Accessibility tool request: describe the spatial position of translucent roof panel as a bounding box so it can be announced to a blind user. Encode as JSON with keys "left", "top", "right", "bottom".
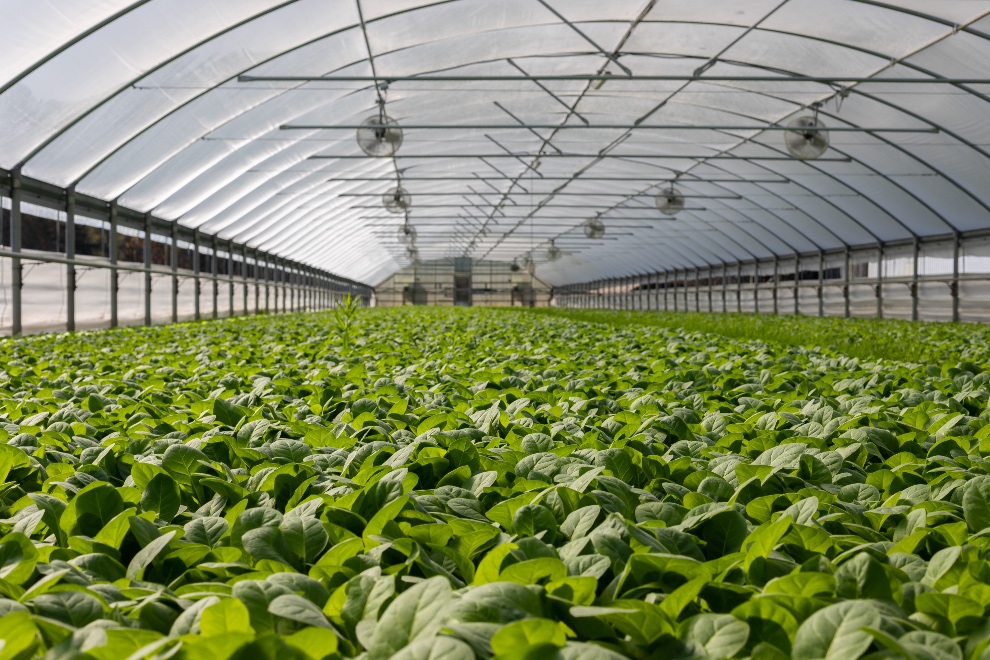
{"left": 2, "top": 0, "right": 990, "bottom": 285}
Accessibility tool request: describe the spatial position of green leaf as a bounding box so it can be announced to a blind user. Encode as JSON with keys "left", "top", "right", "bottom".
{"left": 61, "top": 482, "right": 124, "bottom": 537}
{"left": 0, "top": 534, "right": 38, "bottom": 585}
{"left": 390, "top": 636, "right": 475, "bottom": 660}
{"left": 141, "top": 473, "right": 181, "bottom": 522}
{"left": 161, "top": 444, "right": 208, "bottom": 487}
{"left": 680, "top": 613, "right": 750, "bottom": 659}
{"left": 214, "top": 398, "right": 249, "bottom": 427}
{"left": 283, "top": 627, "right": 340, "bottom": 659}
{"left": 126, "top": 530, "right": 176, "bottom": 580}
{"left": 366, "top": 577, "right": 454, "bottom": 659}
{"left": 491, "top": 618, "right": 568, "bottom": 654}
{"left": 281, "top": 517, "right": 329, "bottom": 564}
{"left": 268, "top": 594, "right": 334, "bottom": 629}
{"left": 963, "top": 475, "right": 990, "bottom": 532}
{"left": 200, "top": 598, "right": 254, "bottom": 636}
{"left": 791, "top": 601, "right": 880, "bottom": 660}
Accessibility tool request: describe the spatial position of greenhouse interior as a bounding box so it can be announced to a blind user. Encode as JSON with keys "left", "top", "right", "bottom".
{"left": 7, "top": 2, "right": 990, "bottom": 660}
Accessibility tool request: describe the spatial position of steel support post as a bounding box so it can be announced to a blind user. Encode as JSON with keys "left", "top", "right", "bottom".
{"left": 773, "top": 257, "right": 779, "bottom": 315}
{"left": 664, "top": 271, "right": 669, "bottom": 311}
{"left": 844, "top": 248, "right": 851, "bottom": 319}
{"left": 722, "top": 264, "right": 727, "bottom": 313}
{"left": 694, "top": 268, "right": 700, "bottom": 312}
{"left": 818, "top": 251, "right": 825, "bottom": 318}
{"left": 9, "top": 171, "right": 21, "bottom": 335}
{"left": 171, "top": 222, "right": 178, "bottom": 324}
{"left": 794, "top": 256, "right": 801, "bottom": 315}
{"left": 673, "top": 270, "right": 679, "bottom": 312}
{"left": 952, "top": 232, "right": 961, "bottom": 322}
{"left": 211, "top": 236, "right": 219, "bottom": 319}
{"left": 737, "top": 263, "right": 742, "bottom": 313}
{"left": 876, "top": 244, "right": 884, "bottom": 319}
{"left": 143, "top": 213, "right": 152, "bottom": 326}
{"left": 109, "top": 202, "right": 119, "bottom": 328}
{"left": 193, "top": 229, "right": 201, "bottom": 321}
{"left": 754, "top": 262, "right": 760, "bottom": 315}
{"left": 911, "top": 239, "right": 920, "bottom": 321}
{"left": 242, "top": 244, "right": 249, "bottom": 315}
{"left": 66, "top": 188, "right": 76, "bottom": 332}
{"left": 708, "top": 266, "right": 715, "bottom": 314}
{"left": 227, "top": 241, "right": 234, "bottom": 317}
{"left": 264, "top": 255, "right": 270, "bottom": 313}
{"left": 254, "top": 249, "right": 261, "bottom": 314}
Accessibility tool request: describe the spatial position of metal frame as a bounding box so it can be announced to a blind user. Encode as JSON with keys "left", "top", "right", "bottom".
{"left": 555, "top": 233, "right": 982, "bottom": 322}
{"left": 0, "top": 170, "right": 368, "bottom": 335}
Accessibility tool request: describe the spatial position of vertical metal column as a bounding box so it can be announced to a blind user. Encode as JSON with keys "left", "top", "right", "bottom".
{"left": 264, "top": 255, "right": 270, "bottom": 312}
{"left": 686, "top": 269, "right": 691, "bottom": 312}
{"left": 818, "top": 251, "right": 825, "bottom": 318}
{"left": 211, "top": 236, "right": 219, "bottom": 319}
{"left": 10, "top": 171, "right": 21, "bottom": 335}
{"left": 242, "top": 244, "right": 249, "bottom": 315}
{"left": 773, "top": 257, "right": 779, "bottom": 315}
{"left": 911, "top": 239, "right": 919, "bottom": 322}
{"left": 694, "top": 267, "right": 700, "bottom": 312}
{"left": 227, "top": 240, "right": 234, "bottom": 317}
{"left": 144, "top": 213, "right": 152, "bottom": 326}
{"left": 171, "top": 222, "right": 178, "bottom": 324}
{"left": 663, "top": 271, "right": 669, "bottom": 311}
{"left": 707, "top": 267, "right": 713, "bottom": 312}
{"left": 876, "top": 243, "right": 884, "bottom": 319}
{"left": 722, "top": 264, "right": 727, "bottom": 313}
{"left": 794, "top": 257, "right": 805, "bottom": 316}
{"left": 66, "top": 187, "right": 76, "bottom": 332}
{"left": 844, "top": 248, "right": 851, "bottom": 319}
{"left": 109, "top": 202, "right": 119, "bottom": 328}
{"left": 952, "top": 232, "right": 961, "bottom": 322}
{"left": 254, "top": 249, "right": 261, "bottom": 314}
{"left": 736, "top": 263, "right": 742, "bottom": 313}
{"left": 193, "top": 229, "right": 201, "bottom": 322}
{"left": 754, "top": 262, "right": 760, "bottom": 315}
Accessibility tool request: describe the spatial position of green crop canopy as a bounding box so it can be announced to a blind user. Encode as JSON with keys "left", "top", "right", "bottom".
{"left": 2, "top": 0, "right": 990, "bottom": 287}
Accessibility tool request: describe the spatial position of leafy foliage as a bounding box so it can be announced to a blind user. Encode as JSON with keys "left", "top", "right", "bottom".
{"left": 1, "top": 308, "right": 990, "bottom": 659}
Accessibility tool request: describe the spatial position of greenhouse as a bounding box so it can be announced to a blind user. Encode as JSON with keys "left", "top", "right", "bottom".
{"left": 5, "top": 2, "right": 990, "bottom": 660}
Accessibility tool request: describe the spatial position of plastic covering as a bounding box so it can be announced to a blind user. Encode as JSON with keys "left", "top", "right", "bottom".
{"left": 2, "top": 0, "right": 990, "bottom": 286}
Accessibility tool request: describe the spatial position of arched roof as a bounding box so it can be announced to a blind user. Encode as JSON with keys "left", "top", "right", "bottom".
{"left": 2, "top": 0, "right": 990, "bottom": 285}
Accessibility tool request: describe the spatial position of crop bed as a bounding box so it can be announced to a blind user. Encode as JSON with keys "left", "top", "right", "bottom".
{"left": 1, "top": 309, "right": 990, "bottom": 660}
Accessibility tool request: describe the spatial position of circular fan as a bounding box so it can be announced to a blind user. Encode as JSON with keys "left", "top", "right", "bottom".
{"left": 584, "top": 217, "right": 606, "bottom": 239}
{"left": 383, "top": 187, "right": 411, "bottom": 214}
{"left": 784, "top": 116, "right": 829, "bottom": 160}
{"left": 546, "top": 241, "right": 561, "bottom": 262}
{"left": 397, "top": 224, "right": 417, "bottom": 245}
{"left": 656, "top": 186, "right": 685, "bottom": 216}
{"left": 510, "top": 259, "right": 521, "bottom": 273}
{"left": 357, "top": 114, "right": 403, "bottom": 157}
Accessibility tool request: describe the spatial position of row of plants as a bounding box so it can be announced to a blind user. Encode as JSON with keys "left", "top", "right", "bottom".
{"left": 1, "top": 308, "right": 990, "bottom": 659}
{"left": 529, "top": 308, "right": 990, "bottom": 366}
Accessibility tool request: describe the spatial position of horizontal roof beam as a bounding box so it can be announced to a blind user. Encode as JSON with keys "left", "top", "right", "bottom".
{"left": 285, "top": 124, "right": 936, "bottom": 133}
{"left": 240, "top": 74, "right": 990, "bottom": 84}
{"left": 324, "top": 176, "right": 789, "bottom": 183}
{"left": 310, "top": 154, "right": 853, "bottom": 161}
{"left": 339, "top": 192, "right": 741, "bottom": 198}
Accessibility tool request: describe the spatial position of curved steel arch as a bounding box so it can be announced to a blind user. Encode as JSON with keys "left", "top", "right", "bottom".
{"left": 3, "top": 0, "right": 990, "bottom": 284}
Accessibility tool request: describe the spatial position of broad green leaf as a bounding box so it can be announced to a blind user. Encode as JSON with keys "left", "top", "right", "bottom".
{"left": 791, "top": 601, "right": 881, "bottom": 660}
